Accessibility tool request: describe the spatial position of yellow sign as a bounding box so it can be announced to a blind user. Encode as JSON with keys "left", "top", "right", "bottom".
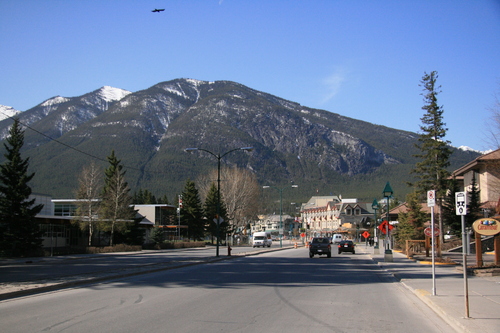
{"left": 472, "top": 218, "right": 500, "bottom": 236}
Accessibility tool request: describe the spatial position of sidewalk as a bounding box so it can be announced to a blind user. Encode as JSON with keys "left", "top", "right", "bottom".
{"left": 360, "top": 244, "right": 500, "bottom": 333}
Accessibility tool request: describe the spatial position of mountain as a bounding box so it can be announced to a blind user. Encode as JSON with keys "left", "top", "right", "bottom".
{"left": 0, "top": 105, "right": 21, "bottom": 121}
{"left": 0, "top": 79, "right": 480, "bottom": 203}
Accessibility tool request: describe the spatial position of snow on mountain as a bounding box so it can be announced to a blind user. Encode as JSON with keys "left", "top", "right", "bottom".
{"left": 458, "top": 145, "right": 491, "bottom": 155}
{"left": 98, "top": 86, "right": 131, "bottom": 102}
{"left": 41, "top": 96, "right": 70, "bottom": 107}
{"left": 0, "top": 105, "right": 21, "bottom": 121}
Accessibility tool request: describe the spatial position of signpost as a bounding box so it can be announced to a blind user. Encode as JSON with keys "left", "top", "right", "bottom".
{"left": 455, "top": 191, "right": 469, "bottom": 318}
{"left": 427, "top": 190, "right": 436, "bottom": 296}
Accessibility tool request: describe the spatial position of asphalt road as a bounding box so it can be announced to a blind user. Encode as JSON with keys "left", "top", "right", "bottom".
{"left": 0, "top": 245, "right": 258, "bottom": 283}
{"left": 0, "top": 248, "right": 455, "bottom": 333}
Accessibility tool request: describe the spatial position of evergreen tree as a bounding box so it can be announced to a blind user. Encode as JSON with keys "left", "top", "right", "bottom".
{"left": 204, "top": 182, "right": 228, "bottom": 243}
{"left": 100, "top": 150, "right": 137, "bottom": 246}
{"left": 466, "top": 172, "right": 481, "bottom": 227}
{"left": 411, "top": 71, "right": 453, "bottom": 196}
{"left": 442, "top": 177, "right": 462, "bottom": 237}
{"left": 410, "top": 71, "right": 453, "bottom": 245}
{"left": 0, "top": 118, "right": 43, "bottom": 257}
{"left": 395, "top": 192, "right": 427, "bottom": 248}
{"left": 133, "top": 189, "right": 157, "bottom": 204}
{"left": 180, "top": 180, "right": 204, "bottom": 240}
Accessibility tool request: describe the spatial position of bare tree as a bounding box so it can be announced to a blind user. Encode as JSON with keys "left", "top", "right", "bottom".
{"left": 74, "top": 162, "right": 102, "bottom": 246}
{"left": 197, "top": 167, "right": 260, "bottom": 230}
{"left": 486, "top": 85, "right": 500, "bottom": 149}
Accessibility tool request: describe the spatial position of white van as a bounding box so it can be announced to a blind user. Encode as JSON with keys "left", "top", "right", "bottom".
{"left": 252, "top": 231, "right": 272, "bottom": 248}
{"left": 332, "top": 234, "right": 342, "bottom": 243}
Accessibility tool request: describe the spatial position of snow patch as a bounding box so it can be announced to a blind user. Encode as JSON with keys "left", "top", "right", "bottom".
{"left": 458, "top": 145, "right": 492, "bottom": 155}
{"left": 41, "top": 96, "right": 70, "bottom": 107}
{"left": 98, "top": 86, "right": 131, "bottom": 102}
{"left": 0, "top": 105, "right": 21, "bottom": 120}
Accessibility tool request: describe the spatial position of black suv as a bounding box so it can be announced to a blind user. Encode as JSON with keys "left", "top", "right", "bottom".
{"left": 337, "top": 240, "right": 355, "bottom": 254}
{"left": 309, "top": 237, "right": 332, "bottom": 258}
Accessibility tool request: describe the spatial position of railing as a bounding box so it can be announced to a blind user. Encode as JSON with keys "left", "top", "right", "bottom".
{"left": 405, "top": 240, "right": 426, "bottom": 258}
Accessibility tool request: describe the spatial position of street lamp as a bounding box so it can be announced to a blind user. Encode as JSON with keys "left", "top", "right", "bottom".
{"left": 185, "top": 146, "right": 253, "bottom": 257}
{"left": 382, "top": 181, "right": 393, "bottom": 258}
{"left": 262, "top": 183, "right": 298, "bottom": 248}
{"left": 371, "top": 198, "right": 380, "bottom": 254}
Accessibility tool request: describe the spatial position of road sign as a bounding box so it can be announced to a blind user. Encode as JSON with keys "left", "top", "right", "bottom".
{"left": 362, "top": 231, "right": 370, "bottom": 238}
{"left": 378, "top": 220, "right": 394, "bottom": 234}
{"left": 424, "top": 227, "right": 440, "bottom": 237}
{"left": 213, "top": 217, "right": 224, "bottom": 224}
{"left": 455, "top": 192, "right": 467, "bottom": 216}
{"left": 427, "top": 190, "right": 435, "bottom": 207}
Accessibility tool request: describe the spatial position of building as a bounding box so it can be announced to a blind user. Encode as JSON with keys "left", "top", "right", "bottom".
{"left": 34, "top": 196, "right": 178, "bottom": 249}
{"left": 452, "top": 149, "right": 500, "bottom": 215}
{"left": 300, "top": 196, "right": 376, "bottom": 238}
{"left": 251, "top": 214, "right": 297, "bottom": 238}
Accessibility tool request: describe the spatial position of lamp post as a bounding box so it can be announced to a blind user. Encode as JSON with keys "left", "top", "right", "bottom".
{"left": 185, "top": 146, "right": 253, "bottom": 257}
{"left": 262, "top": 184, "right": 298, "bottom": 248}
{"left": 382, "top": 181, "right": 393, "bottom": 261}
{"left": 371, "top": 198, "right": 380, "bottom": 254}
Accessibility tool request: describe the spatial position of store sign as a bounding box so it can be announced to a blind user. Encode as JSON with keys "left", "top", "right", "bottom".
{"left": 472, "top": 218, "right": 500, "bottom": 236}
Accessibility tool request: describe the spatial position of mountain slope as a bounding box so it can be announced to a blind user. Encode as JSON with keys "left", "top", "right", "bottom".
{"left": 0, "top": 79, "right": 480, "bottom": 202}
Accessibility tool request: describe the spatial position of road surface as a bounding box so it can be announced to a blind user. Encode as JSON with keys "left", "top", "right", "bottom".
{"left": 0, "top": 247, "right": 454, "bottom": 332}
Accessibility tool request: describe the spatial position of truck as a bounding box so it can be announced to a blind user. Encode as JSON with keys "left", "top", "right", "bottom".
{"left": 309, "top": 237, "right": 332, "bottom": 258}
{"left": 252, "top": 231, "right": 272, "bottom": 248}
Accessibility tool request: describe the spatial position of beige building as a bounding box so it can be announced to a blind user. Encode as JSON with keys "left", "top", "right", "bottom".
{"left": 452, "top": 149, "right": 500, "bottom": 214}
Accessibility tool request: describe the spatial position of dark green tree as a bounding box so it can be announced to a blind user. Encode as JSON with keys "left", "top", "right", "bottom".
{"left": 0, "top": 118, "right": 44, "bottom": 257}
{"left": 410, "top": 71, "right": 453, "bottom": 245}
{"left": 100, "top": 150, "right": 137, "bottom": 246}
{"left": 442, "top": 177, "right": 462, "bottom": 237}
{"left": 466, "top": 172, "right": 481, "bottom": 227}
{"left": 411, "top": 71, "right": 453, "bottom": 196}
{"left": 133, "top": 189, "right": 157, "bottom": 204}
{"left": 204, "top": 182, "right": 228, "bottom": 244}
{"left": 395, "top": 192, "right": 427, "bottom": 248}
{"left": 180, "top": 179, "right": 204, "bottom": 240}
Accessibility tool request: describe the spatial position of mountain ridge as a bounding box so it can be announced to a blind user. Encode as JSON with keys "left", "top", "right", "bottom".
{"left": 0, "top": 78, "right": 480, "bottom": 203}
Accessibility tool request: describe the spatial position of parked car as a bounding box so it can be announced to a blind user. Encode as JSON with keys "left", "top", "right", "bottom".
{"left": 309, "top": 237, "right": 332, "bottom": 258}
{"left": 338, "top": 240, "right": 355, "bottom": 254}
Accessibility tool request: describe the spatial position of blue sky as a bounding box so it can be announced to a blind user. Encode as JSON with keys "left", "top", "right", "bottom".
{"left": 1, "top": 0, "right": 499, "bottom": 151}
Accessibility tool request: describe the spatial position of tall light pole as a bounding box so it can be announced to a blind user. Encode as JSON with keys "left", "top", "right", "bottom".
{"left": 185, "top": 146, "right": 253, "bottom": 257}
{"left": 262, "top": 184, "right": 298, "bottom": 248}
{"left": 382, "top": 181, "right": 393, "bottom": 259}
{"left": 371, "top": 198, "right": 379, "bottom": 254}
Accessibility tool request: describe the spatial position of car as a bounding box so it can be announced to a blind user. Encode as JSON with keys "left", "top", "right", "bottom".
{"left": 309, "top": 237, "right": 332, "bottom": 258}
{"left": 338, "top": 240, "right": 355, "bottom": 254}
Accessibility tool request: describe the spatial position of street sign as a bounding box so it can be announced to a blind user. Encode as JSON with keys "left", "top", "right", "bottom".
{"left": 424, "top": 226, "right": 440, "bottom": 237}
{"left": 427, "top": 190, "right": 435, "bottom": 207}
{"left": 362, "top": 231, "right": 370, "bottom": 238}
{"left": 213, "top": 217, "right": 224, "bottom": 225}
{"left": 455, "top": 192, "right": 467, "bottom": 216}
{"left": 378, "top": 220, "right": 394, "bottom": 234}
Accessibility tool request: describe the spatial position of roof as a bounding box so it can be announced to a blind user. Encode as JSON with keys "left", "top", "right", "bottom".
{"left": 452, "top": 149, "right": 500, "bottom": 176}
{"left": 390, "top": 202, "right": 432, "bottom": 215}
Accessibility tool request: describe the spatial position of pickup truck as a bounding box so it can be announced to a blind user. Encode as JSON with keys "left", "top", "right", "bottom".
{"left": 309, "top": 237, "right": 332, "bottom": 258}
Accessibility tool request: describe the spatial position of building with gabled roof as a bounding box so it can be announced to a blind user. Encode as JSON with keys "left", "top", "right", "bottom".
{"left": 452, "top": 149, "right": 500, "bottom": 214}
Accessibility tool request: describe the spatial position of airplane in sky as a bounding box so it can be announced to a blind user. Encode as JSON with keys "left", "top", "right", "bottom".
{"left": 152, "top": 9, "right": 165, "bottom": 13}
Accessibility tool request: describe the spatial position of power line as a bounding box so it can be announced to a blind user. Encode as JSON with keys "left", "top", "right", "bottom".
{"left": 0, "top": 111, "right": 157, "bottom": 174}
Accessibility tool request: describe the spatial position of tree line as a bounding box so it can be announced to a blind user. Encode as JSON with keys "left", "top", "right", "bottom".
{"left": 0, "top": 118, "right": 260, "bottom": 257}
